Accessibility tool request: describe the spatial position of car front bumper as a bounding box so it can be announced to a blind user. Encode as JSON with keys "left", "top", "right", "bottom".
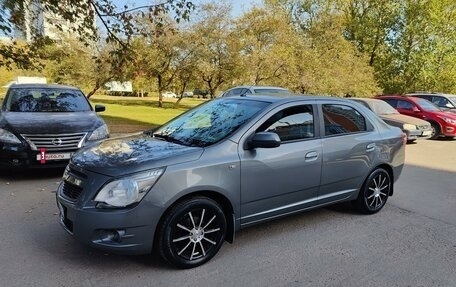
{"left": 56, "top": 180, "right": 164, "bottom": 255}
{"left": 0, "top": 144, "right": 70, "bottom": 169}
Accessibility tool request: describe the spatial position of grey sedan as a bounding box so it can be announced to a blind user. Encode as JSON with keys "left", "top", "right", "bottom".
{"left": 56, "top": 95, "right": 405, "bottom": 268}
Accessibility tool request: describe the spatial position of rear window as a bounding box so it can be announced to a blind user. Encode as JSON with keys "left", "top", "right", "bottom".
{"left": 3, "top": 88, "right": 92, "bottom": 112}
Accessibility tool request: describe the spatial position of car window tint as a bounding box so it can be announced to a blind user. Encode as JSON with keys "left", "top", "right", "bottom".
{"left": 6, "top": 88, "right": 91, "bottom": 112}
{"left": 397, "top": 100, "right": 414, "bottom": 110}
{"left": 432, "top": 97, "right": 451, "bottom": 107}
{"left": 257, "top": 105, "right": 314, "bottom": 141}
{"left": 382, "top": 99, "right": 397, "bottom": 108}
{"left": 323, "top": 104, "right": 367, "bottom": 136}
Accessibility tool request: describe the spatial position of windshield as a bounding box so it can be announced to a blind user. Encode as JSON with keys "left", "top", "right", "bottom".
{"left": 153, "top": 98, "right": 270, "bottom": 147}
{"left": 448, "top": 97, "right": 456, "bottom": 106}
{"left": 415, "top": 98, "right": 440, "bottom": 111}
{"left": 370, "top": 100, "right": 399, "bottom": 115}
{"left": 3, "top": 88, "right": 92, "bottom": 112}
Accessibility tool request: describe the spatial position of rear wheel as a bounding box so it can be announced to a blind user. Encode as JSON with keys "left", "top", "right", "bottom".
{"left": 158, "top": 197, "right": 226, "bottom": 269}
{"left": 354, "top": 168, "right": 391, "bottom": 214}
{"left": 430, "top": 122, "right": 441, "bottom": 140}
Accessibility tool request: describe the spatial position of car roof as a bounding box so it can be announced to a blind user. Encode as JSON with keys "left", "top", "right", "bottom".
{"left": 7, "top": 83, "right": 80, "bottom": 90}
{"left": 222, "top": 94, "right": 356, "bottom": 104}
{"left": 350, "top": 97, "right": 384, "bottom": 103}
{"left": 229, "top": 85, "right": 290, "bottom": 91}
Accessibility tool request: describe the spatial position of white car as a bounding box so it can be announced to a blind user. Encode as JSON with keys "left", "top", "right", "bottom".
{"left": 161, "top": 91, "right": 177, "bottom": 98}
{"left": 220, "top": 86, "right": 292, "bottom": 97}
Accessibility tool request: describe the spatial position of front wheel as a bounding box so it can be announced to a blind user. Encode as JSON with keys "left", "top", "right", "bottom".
{"left": 157, "top": 197, "right": 227, "bottom": 269}
{"left": 430, "top": 122, "right": 441, "bottom": 140}
{"left": 354, "top": 168, "right": 391, "bottom": 214}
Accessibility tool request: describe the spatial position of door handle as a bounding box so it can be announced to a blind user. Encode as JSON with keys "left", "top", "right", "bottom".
{"left": 366, "top": 143, "right": 376, "bottom": 152}
{"left": 305, "top": 151, "right": 318, "bottom": 161}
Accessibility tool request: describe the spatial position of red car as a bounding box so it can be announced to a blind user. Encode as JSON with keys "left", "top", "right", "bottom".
{"left": 376, "top": 95, "right": 456, "bottom": 139}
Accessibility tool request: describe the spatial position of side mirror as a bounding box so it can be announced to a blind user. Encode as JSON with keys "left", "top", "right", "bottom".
{"left": 248, "top": 132, "right": 281, "bottom": 149}
{"left": 412, "top": 106, "right": 420, "bottom": 113}
{"left": 95, "top": 104, "right": 105, "bottom": 112}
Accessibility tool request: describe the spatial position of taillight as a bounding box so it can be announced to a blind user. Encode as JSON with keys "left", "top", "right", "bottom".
{"left": 401, "top": 133, "right": 407, "bottom": 145}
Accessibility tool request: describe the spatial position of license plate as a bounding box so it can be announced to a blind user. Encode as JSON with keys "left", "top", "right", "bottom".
{"left": 422, "top": 130, "right": 432, "bottom": 136}
{"left": 36, "top": 153, "right": 72, "bottom": 161}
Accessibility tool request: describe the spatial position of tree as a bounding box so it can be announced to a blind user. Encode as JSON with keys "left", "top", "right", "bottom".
{"left": 343, "top": 0, "right": 456, "bottom": 93}
{"left": 192, "top": 3, "right": 241, "bottom": 98}
{"left": 235, "top": 7, "right": 295, "bottom": 86}
{"left": 264, "top": 0, "right": 380, "bottom": 96}
{"left": 0, "top": 0, "right": 194, "bottom": 69}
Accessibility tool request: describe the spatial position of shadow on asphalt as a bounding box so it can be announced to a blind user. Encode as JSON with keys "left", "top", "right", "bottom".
{"left": 0, "top": 167, "right": 65, "bottom": 181}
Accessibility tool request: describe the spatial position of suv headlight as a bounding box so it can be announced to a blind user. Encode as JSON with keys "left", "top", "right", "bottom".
{"left": 88, "top": 124, "right": 109, "bottom": 141}
{"left": 94, "top": 168, "right": 165, "bottom": 208}
{"left": 402, "top": 123, "right": 417, "bottom": 130}
{"left": 0, "top": 128, "right": 21, "bottom": 144}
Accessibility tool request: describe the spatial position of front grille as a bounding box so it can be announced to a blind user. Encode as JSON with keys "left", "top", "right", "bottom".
{"left": 62, "top": 181, "right": 83, "bottom": 201}
{"left": 21, "top": 133, "right": 87, "bottom": 151}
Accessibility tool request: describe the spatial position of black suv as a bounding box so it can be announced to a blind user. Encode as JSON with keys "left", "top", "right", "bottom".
{"left": 406, "top": 92, "right": 456, "bottom": 112}
{"left": 0, "top": 84, "right": 109, "bottom": 169}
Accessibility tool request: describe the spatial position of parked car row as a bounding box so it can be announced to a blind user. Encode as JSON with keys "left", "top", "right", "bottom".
{"left": 2, "top": 82, "right": 451, "bottom": 270}
{"left": 349, "top": 98, "right": 432, "bottom": 142}
{"left": 376, "top": 94, "right": 456, "bottom": 139}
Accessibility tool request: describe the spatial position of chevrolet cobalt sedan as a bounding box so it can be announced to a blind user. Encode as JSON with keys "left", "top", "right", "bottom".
{"left": 56, "top": 95, "right": 405, "bottom": 268}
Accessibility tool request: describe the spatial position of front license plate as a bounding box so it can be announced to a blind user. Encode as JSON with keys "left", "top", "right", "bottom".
{"left": 422, "top": 130, "right": 432, "bottom": 136}
{"left": 36, "top": 153, "right": 72, "bottom": 161}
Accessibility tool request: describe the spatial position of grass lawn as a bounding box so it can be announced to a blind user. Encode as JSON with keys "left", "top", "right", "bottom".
{"left": 89, "top": 94, "right": 207, "bottom": 134}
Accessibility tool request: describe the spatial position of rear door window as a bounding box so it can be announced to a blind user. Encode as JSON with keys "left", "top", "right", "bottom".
{"left": 322, "top": 104, "right": 367, "bottom": 136}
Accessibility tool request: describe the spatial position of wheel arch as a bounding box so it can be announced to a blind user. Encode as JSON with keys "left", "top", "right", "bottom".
{"left": 427, "top": 119, "right": 442, "bottom": 137}
{"left": 154, "top": 190, "right": 236, "bottom": 252}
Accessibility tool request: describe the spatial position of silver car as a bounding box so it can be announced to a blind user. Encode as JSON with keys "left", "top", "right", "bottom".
{"left": 219, "top": 85, "right": 293, "bottom": 97}
{"left": 56, "top": 95, "right": 405, "bottom": 268}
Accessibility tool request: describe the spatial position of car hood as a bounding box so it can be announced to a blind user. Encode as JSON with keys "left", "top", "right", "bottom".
{"left": 380, "top": 114, "right": 430, "bottom": 126}
{"left": 71, "top": 133, "right": 204, "bottom": 177}
{"left": 1, "top": 111, "right": 104, "bottom": 134}
{"left": 430, "top": 110, "right": 456, "bottom": 119}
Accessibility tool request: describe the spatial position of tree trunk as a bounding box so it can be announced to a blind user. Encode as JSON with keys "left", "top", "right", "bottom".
{"left": 86, "top": 82, "right": 101, "bottom": 99}
{"left": 158, "top": 75, "right": 163, "bottom": 108}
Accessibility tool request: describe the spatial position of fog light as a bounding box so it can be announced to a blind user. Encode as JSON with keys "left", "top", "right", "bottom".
{"left": 445, "top": 127, "right": 454, "bottom": 132}
{"left": 99, "top": 229, "right": 125, "bottom": 243}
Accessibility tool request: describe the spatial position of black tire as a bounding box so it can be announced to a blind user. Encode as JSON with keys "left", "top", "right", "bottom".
{"left": 430, "top": 122, "right": 441, "bottom": 140}
{"left": 354, "top": 168, "right": 391, "bottom": 214}
{"left": 157, "top": 197, "right": 226, "bottom": 269}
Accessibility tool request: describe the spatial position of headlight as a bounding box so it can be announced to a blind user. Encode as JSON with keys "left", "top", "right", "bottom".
{"left": 0, "top": 128, "right": 21, "bottom": 144}
{"left": 94, "top": 168, "right": 165, "bottom": 208}
{"left": 88, "top": 124, "right": 109, "bottom": 141}
{"left": 437, "top": 116, "right": 456, "bottom": 125}
{"left": 402, "top": 123, "right": 417, "bottom": 130}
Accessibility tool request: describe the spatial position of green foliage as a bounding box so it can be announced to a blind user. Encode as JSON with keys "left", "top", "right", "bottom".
{"left": 5, "top": 0, "right": 456, "bottom": 101}
{"left": 343, "top": 0, "right": 456, "bottom": 94}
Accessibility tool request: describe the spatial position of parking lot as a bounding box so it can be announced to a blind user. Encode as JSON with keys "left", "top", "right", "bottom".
{"left": 0, "top": 139, "right": 455, "bottom": 287}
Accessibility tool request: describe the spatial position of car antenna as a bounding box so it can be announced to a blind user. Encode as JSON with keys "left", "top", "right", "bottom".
{"left": 239, "top": 84, "right": 254, "bottom": 97}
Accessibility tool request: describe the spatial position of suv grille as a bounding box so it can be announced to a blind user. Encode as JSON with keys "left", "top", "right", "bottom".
{"left": 22, "top": 133, "right": 87, "bottom": 151}
{"left": 62, "top": 181, "right": 83, "bottom": 201}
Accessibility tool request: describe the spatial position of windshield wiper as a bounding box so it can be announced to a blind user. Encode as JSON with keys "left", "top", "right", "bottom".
{"left": 153, "top": 133, "right": 187, "bottom": 146}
